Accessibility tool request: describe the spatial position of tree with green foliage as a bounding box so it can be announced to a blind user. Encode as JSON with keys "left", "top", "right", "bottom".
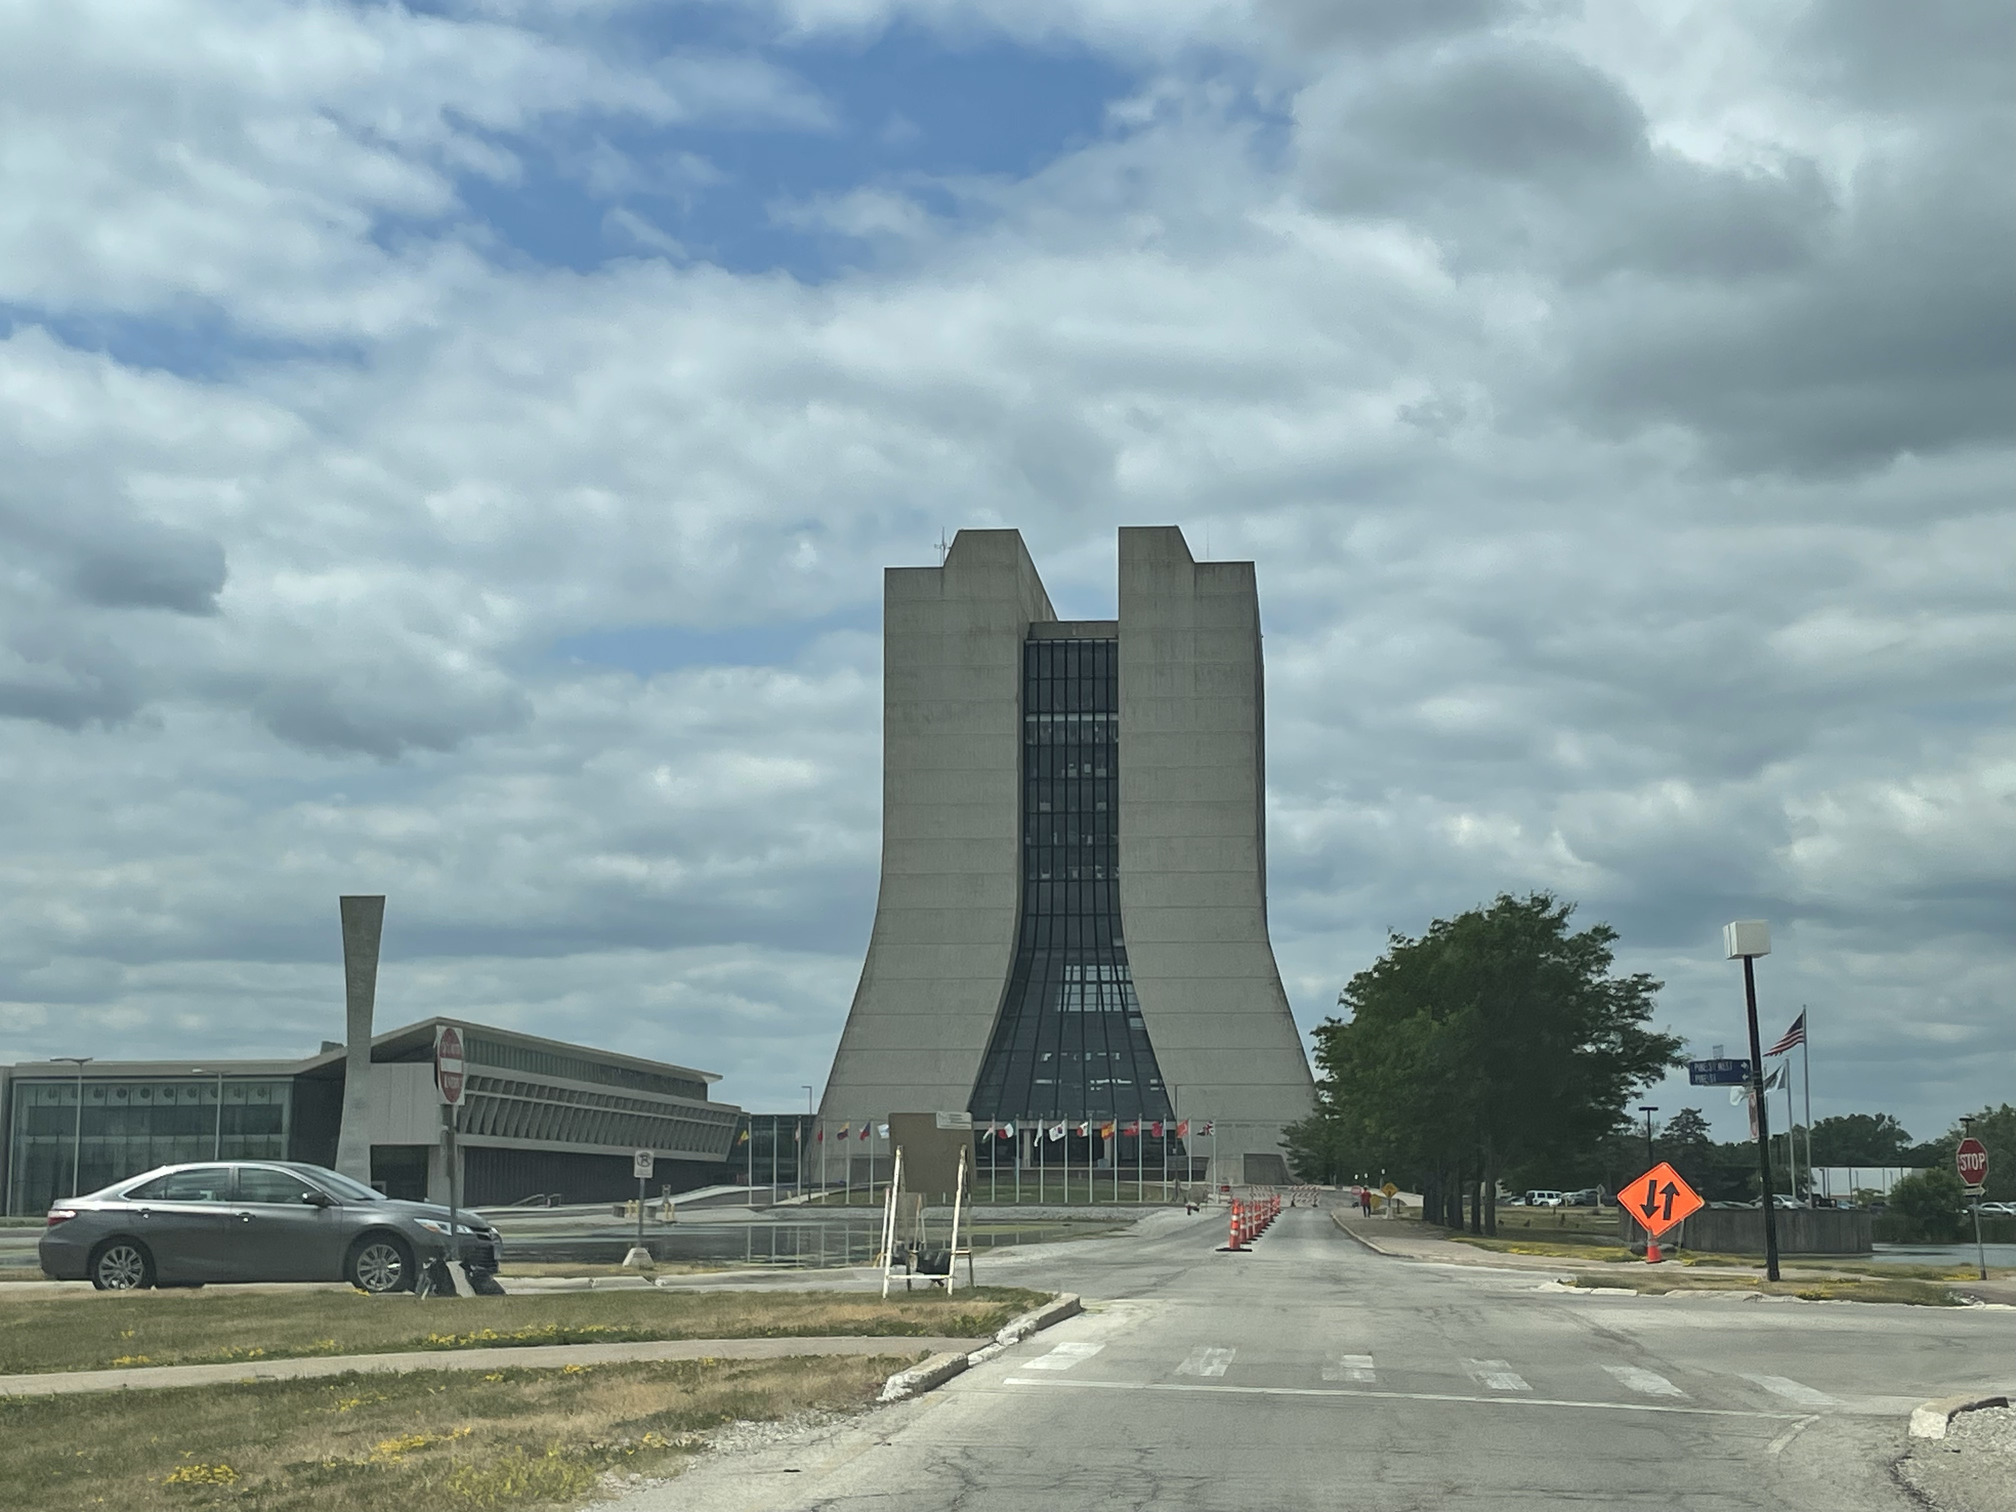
{"left": 1283, "top": 892, "right": 1683, "bottom": 1234}
{"left": 1808, "top": 1112, "right": 1913, "bottom": 1167}
{"left": 1886, "top": 1167, "right": 1969, "bottom": 1243}
{"left": 1657, "top": 1107, "right": 1714, "bottom": 1193}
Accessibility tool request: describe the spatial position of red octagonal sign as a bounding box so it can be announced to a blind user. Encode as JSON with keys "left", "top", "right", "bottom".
{"left": 1956, "top": 1137, "right": 1988, "bottom": 1189}
{"left": 436, "top": 1024, "right": 466, "bottom": 1106}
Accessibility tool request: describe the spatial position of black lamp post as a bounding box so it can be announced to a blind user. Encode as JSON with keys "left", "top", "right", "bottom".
{"left": 1725, "top": 921, "right": 1781, "bottom": 1282}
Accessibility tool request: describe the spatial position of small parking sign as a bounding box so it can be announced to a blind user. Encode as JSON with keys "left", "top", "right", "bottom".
{"left": 632, "top": 1149, "right": 655, "bottom": 1180}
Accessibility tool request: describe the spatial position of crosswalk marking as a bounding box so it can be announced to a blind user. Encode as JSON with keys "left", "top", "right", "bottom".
{"left": 1322, "top": 1354, "right": 1377, "bottom": 1383}
{"left": 1603, "top": 1365, "right": 1684, "bottom": 1398}
{"left": 1024, "top": 1342, "right": 1104, "bottom": 1372}
{"left": 1463, "top": 1359, "right": 1531, "bottom": 1392}
{"left": 1177, "top": 1347, "right": 1237, "bottom": 1378}
{"left": 1741, "top": 1374, "right": 1837, "bottom": 1408}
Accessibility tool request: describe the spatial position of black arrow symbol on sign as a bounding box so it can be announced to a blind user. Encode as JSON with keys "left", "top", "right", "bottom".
{"left": 1639, "top": 1182, "right": 1678, "bottom": 1222}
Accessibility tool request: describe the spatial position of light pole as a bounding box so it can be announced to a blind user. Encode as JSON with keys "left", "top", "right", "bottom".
{"left": 53, "top": 1058, "right": 92, "bottom": 1199}
{"left": 191, "top": 1068, "right": 224, "bottom": 1160}
{"left": 1724, "top": 921, "right": 1781, "bottom": 1282}
{"left": 1638, "top": 1106, "right": 1658, "bottom": 1168}
{"left": 800, "top": 1086, "right": 813, "bottom": 1198}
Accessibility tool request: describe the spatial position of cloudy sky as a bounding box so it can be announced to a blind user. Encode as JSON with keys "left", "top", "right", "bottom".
{"left": 2, "top": 0, "right": 2009, "bottom": 1145}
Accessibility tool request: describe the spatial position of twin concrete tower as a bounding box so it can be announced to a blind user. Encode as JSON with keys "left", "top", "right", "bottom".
{"left": 820, "top": 527, "right": 1314, "bottom": 1181}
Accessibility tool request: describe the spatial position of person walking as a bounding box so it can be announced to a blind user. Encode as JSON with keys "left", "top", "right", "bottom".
{"left": 1358, "top": 1187, "right": 1372, "bottom": 1218}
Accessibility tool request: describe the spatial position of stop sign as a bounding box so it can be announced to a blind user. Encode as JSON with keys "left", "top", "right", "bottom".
{"left": 1956, "top": 1137, "right": 1988, "bottom": 1189}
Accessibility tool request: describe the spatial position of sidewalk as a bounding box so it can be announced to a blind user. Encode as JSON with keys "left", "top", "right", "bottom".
{"left": 0, "top": 1334, "right": 980, "bottom": 1399}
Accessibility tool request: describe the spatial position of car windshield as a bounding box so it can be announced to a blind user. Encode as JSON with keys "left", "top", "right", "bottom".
{"left": 292, "top": 1167, "right": 385, "bottom": 1203}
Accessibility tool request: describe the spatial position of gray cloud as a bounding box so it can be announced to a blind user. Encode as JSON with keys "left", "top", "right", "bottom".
{"left": 0, "top": 0, "right": 2006, "bottom": 1131}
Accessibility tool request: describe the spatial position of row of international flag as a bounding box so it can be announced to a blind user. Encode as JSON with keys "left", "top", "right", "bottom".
{"left": 983, "top": 1119, "right": 1210, "bottom": 1140}
{"left": 741, "top": 1118, "right": 1214, "bottom": 1144}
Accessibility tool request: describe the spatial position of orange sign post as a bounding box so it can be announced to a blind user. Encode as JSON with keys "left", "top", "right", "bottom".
{"left": 1622, "top": 1162, "right": 1702, "bottom": 1263}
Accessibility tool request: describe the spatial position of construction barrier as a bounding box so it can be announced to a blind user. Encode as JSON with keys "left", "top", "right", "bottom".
{"left": 1224, "top": 1192, "right": 1282, "bottom": 1249}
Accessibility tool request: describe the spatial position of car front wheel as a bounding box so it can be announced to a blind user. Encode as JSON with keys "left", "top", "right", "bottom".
{"left": 346, "top": 1235, "right": 415, "bottom": 1294}
{"left": 90, "top": 1239, "right": 155, "bottom": 1291}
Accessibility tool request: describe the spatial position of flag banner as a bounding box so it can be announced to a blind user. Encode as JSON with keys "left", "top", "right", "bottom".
{"left": 1177, "top": 1119, "right": 1190, "bottom": 1137}
{"left": 815, "top": 1127, "right": 824, "bottom": 1143}
{"left": 1075, "top": 1121, "right": 1090, "bottom": 1137}
{"left": 1761, "top": 1064, "right": 1787, "bottom": 1091}
{"left": 1049, "top": 1122, "right": 1066, "bottom": 1141}
{"left": 1151, "top": 1121, "right": 1164, "bottom": 1138}
{"left": 1099, "top": 1120, "right": 1115, "bottom": 1138}
{"left": 1197, "top": 1121, "right": 1213, "bottom": 1135}
{"left": 1765, "top": 1012, "right": 1807, "bottom": 1057}
{"left": 1002, "top": 1121, "right": 1016, "bottom": 1138}
{"left": 737, "top": 1129, "right": 750, "bottom": 1144}
{"left": 860, "top": 1123, "right": 871, "bottom": 1140}
{"left": 793, "top": 1125, "right": 801, "bottom": 1143}
{"left": 1123, "top": 1120, "right": 1139, "bottom": 1137}
{"left": 876, "top": 1123, "right": 889, "bottom": 1139}
{"left": 836, "top": 1125, "right": 849, "bottom": 1140}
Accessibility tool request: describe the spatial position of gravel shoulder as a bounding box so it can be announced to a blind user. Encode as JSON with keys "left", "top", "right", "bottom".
{"left": 1896, "top": 1406, "right": 2016, "bottom": 1512}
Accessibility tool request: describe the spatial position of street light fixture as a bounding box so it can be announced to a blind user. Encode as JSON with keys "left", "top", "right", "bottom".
{"left": 52, "top": 1058, "right": 92, "bottom": 1200}
{"left": 190, "top": 1067, "right": 225, "bottom": 1160}
{"left": 1724, "top": 921, "right": 1782, "bottom": 1283}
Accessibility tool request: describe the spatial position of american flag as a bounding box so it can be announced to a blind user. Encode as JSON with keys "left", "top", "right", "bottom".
{"left": 1765, "top": 1012, "right": 1806, "bottom": 1057}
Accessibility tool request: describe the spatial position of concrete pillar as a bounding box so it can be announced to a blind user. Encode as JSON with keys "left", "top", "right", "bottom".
{"left": 333, "top": 895, "right": 385, "bottom": 1184}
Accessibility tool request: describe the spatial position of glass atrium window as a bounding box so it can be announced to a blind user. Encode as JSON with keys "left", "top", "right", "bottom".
{"left": 969, "top": 636, "right": 1173, "bottom": 1126}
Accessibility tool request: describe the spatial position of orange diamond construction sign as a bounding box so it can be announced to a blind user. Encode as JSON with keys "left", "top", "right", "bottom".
{"left": 1623, "top": 1162, "right": 1702, "bottom": 1238}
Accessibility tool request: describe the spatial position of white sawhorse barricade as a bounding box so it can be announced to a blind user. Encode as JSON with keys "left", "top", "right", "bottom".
{"left": 880, "top": 1145, "right": 975, "bottom": 1296}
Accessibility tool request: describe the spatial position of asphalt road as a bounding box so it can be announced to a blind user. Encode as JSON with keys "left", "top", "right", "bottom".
{"left": 620, "top": 1203, "right": 2016, "bottom": 1512}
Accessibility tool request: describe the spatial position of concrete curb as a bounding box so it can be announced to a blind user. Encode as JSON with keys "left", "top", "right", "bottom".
{"left": 877, "top": 1350, "right": 970, "bottom": 1403}
{"left": 878, "top": 1293, "right": 1082, "bottom": 1402}
{"left": 1332, "top": 1212, "right": 1395, "bottom": 1257}
{"left": 1908, "top": 1392, "right": 2010, "bottom": 1440}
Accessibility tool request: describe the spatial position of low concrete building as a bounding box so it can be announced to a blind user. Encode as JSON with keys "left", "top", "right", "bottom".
{"left": 1, "top": 1020, "right": 741, "bottom": 1213}
{"left": 820, "top": 527, "right": 1315, "bottom": 1183}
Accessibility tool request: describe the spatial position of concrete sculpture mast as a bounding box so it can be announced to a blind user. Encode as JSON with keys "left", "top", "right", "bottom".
{"left": 332, "top": 894, "right": 385, "bottom": 1184}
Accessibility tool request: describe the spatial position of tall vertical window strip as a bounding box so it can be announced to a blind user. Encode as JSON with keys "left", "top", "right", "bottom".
{"left": 969, "top": 637, "right": 1174, "bottom": 1124}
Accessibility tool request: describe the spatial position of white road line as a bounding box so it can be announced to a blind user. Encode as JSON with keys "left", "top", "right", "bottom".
{"left": 1322, "top": 1354, "right": 1376, "bottom": 1383}
{"left": 1603, "top": 1365, "right": 1685, "bottom": 1398}
{"left": 1177, "top": 1347, "right": 1237, "bottom": 1378}
{"left": 1741, "top": 1374, "right": 1838, "bottom": 1408}
{"left": 998, "top": 1377, "right": 1799, "bottom": 1420}
{"left": 1023, "top": 1342, "right": 1104, "bottom": 1372}
{"left": 1463, "top": 1359, "right": 1531, "bottom": 1392}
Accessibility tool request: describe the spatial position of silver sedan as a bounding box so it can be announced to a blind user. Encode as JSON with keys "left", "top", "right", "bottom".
{"left": 38, "top": 1160, "right": 501, "bottom": 1292}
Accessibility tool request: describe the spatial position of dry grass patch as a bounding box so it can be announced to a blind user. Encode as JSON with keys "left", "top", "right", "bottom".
{"left": 0, "top": 1353, "right": 921, "bottom": 1511}
{"left": 1446, "top": 1234, "right": 1643, "bottom": 1263}
{"left": 0, "top": 1286, "right": 1046, "bottom": 1375}
{"left": 1566, "top": 1272, "right": 1964, "bottom": 1305}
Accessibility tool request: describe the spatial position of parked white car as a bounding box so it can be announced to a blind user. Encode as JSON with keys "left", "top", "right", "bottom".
{"left": 1524, "top": 1190, "right": 1566, "bottom": 1207}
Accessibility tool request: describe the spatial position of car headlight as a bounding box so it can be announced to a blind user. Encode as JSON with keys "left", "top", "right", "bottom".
{"left": 414, "top": 1219, "right": 489, "bottom": 1237}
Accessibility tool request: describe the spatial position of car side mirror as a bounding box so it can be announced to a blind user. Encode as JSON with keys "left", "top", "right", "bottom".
{"left": 302, "top": 1190, "right": 334, "bottom": 1208}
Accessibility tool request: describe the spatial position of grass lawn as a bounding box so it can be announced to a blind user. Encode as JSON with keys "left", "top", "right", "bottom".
{"left": 1445, "top": 1234, "right": 1644, "bottom": 1263}
{"left": 0, "top": 1353, "right": 919, "bottom": 1511}
{"left": 1567, "top": 1272, "right": 1965, "bottom": 1305}
{"left": 0, "top": 1286, "right": 1048, "bottom": 1376}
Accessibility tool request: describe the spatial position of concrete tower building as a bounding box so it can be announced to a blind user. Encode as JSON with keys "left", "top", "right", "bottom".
{"left": 820, "top": 527, "right": 1314, "bottom": 1183}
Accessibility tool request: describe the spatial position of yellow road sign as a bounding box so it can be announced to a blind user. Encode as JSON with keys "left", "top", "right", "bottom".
{"left": 1381, "top": 1182, "right": 1398, "bottom": 1197}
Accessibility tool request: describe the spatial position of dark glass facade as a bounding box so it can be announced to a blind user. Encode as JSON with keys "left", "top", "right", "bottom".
{"left": 969, "top": 636, "right": 1173, "bottom": 1125}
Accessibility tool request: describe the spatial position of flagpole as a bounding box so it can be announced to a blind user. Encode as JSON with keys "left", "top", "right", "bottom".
{"left": 1801, "top": 1006, "right": 1813, "bottom": 1207}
